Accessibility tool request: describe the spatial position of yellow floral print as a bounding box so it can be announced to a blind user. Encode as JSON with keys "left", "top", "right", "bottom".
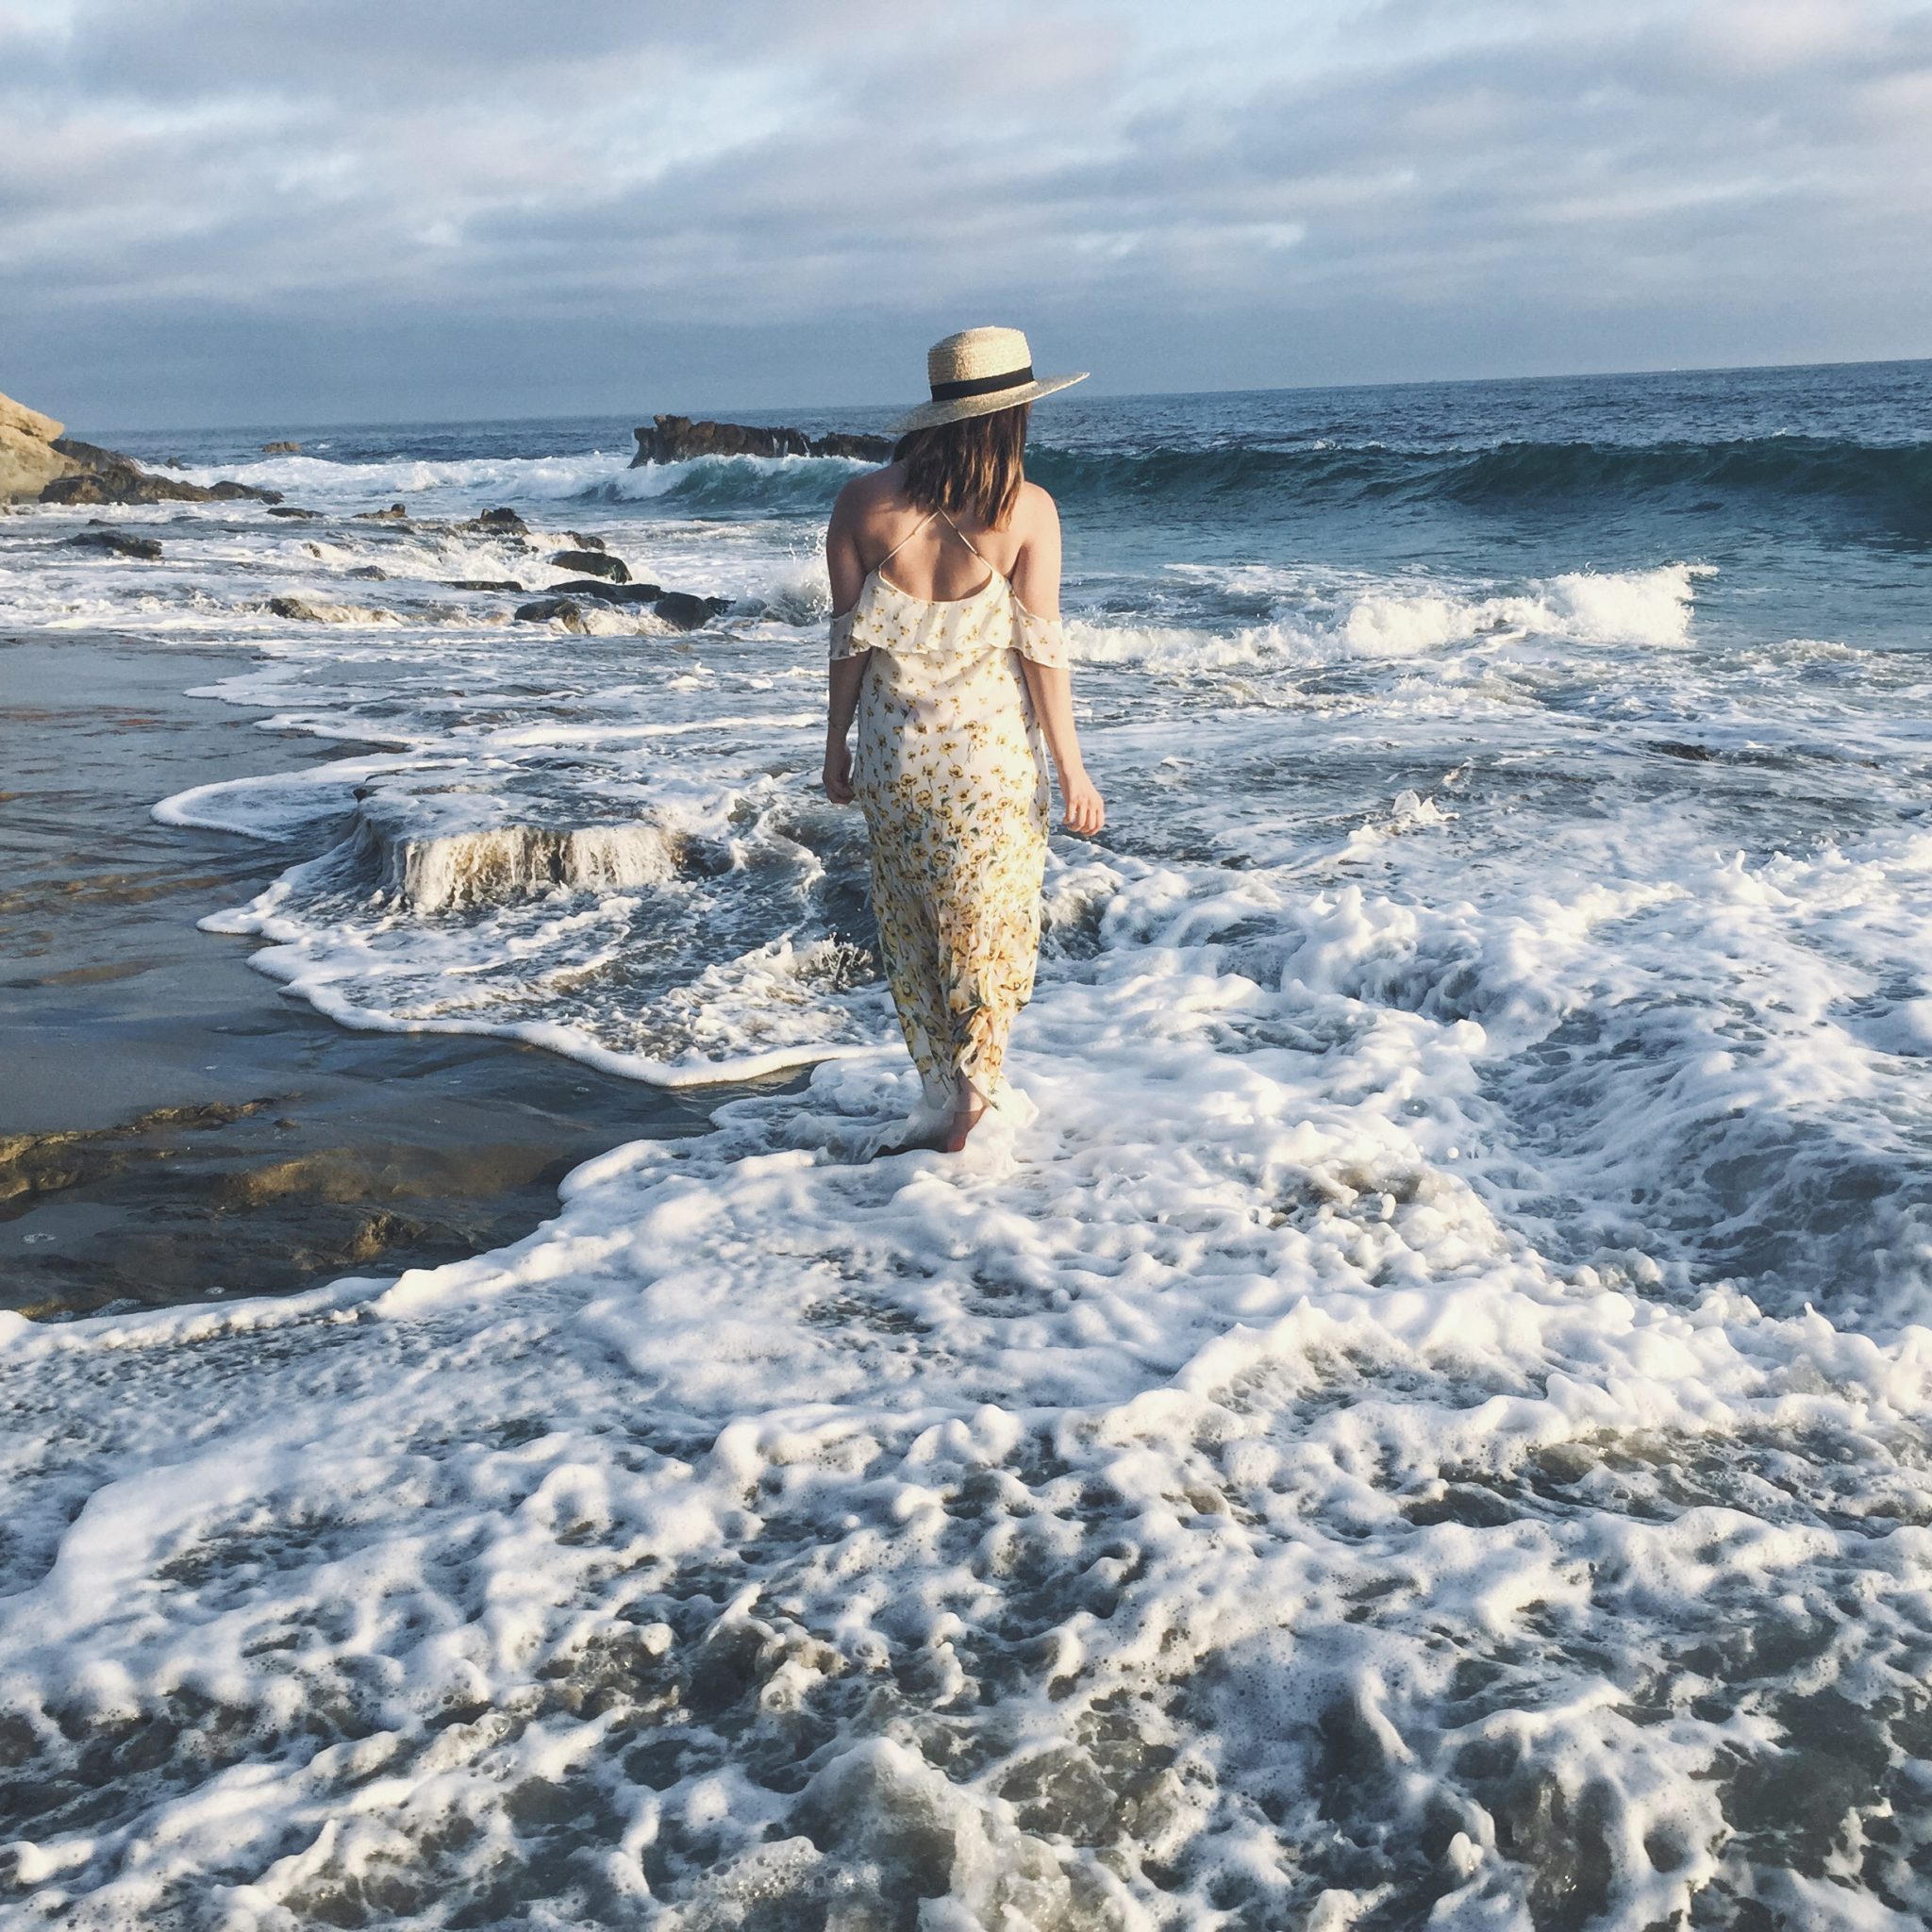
{"left": 831, "top": 565, "right": 1068, "bottom": 1108}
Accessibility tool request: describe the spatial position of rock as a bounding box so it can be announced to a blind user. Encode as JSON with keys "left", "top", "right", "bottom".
{"left": 344, "top": 565, "right": 388, "bottom": 580}
{"left": 62, "top": 528, "right": 162, "bottom": 560}
{"left": 42, "top": 459, "right": 282, "bottom": 507}
{"left": 2, "top": 428, "right": 80, "bottom": 502}
{"left": 445, "top": 578, "right": 525, "bottom": 591}
{"left": 548, "top": 548, "right": 629, "bottom": 582}
{"left": 563, "top": 530, "right": 606, "bottom": 552}
{"left": 0, "top": 390, "right": 81, "bottom": 502}
{"left": 0, "top": 392, "right": 63, "bottom": 443}
{"left": 267, "top": 506, "right": 321, "bottom": 519}
{"left": 356, "top": 502, "right": 409, "bottom": 521}
{"left": 552, "top": 578, "right": 664, "bottom": 605}
{"left": 654, "top": 590, "right": 731, "bottom": 631}
{"left": 49, "top": 436, "right": 124, "bottom": 471}
{"left": 630, "top": 414, "right": 893, "bottom": 467}
{"left": 262, "top": 441, "right": 302, "bottom": 454}
{"left": 461, "top": 507, "right": 527, "bottom": 534}
{"left": 514, "top": 596, "right": 589, "bottom": 632}
{"left": 42, "top": 434, "right": 281, "bottom": 504}
{"left": 267, "top": 595, "right": 388, "bottom": 624}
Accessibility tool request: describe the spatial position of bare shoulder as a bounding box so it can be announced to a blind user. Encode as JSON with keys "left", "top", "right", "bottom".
{"left": 833, "top": 461, "right": 905, "bottom": 525}
{"left": 1017, "top": 478, "right": 1060, "bottom": 531}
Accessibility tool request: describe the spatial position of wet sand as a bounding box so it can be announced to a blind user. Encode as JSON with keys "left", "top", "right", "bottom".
{"left": 0, "top": 630, "right": 784, "bottom": 1319}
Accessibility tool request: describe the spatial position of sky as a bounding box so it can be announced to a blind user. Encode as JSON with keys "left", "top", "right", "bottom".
{"left": 2, "top": 0, "right": 1930, "bottom": 429}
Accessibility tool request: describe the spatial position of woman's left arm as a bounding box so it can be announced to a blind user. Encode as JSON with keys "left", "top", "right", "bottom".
{"left": 824, "top": 485, "right": 871, "bottom": 804}
{"left": 1012, "top": 491, "right": 1105, "bottom": 836}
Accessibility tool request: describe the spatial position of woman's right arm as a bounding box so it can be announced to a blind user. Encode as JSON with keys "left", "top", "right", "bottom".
{"left": 824, "top": 484, "right": 870, "bottom": 804}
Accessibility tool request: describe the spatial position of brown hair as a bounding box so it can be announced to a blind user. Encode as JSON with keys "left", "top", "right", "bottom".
{"left": 893, "top": 404, "right": 1030, "bottom": 530}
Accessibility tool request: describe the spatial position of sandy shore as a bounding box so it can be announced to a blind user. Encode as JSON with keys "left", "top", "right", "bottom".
{"left": 0, "top": 629, "right": 785, "bottom": 1319}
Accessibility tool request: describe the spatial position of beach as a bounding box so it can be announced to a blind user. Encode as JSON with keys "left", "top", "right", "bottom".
{"left": 4, "top": 361, "right": 1932, "bottom": 1927}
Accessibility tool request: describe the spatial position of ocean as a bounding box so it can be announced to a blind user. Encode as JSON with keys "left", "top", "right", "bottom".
{"left": 3, "top": 358, "right": 1932, "bottom": 1928}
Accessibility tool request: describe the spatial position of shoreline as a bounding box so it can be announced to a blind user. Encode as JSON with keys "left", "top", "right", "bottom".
{"left": 0, "top": 628, "right": 791, "bottom": 1320}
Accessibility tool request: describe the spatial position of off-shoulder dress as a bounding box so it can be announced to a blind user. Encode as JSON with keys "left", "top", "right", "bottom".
{"left": 829, "top": 509, "right": 1069, "bottom": 1111}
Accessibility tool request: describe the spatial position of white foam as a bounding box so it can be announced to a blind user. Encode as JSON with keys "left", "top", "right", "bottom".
{"left": 6, "top": 874, "right": 1931, "bottom": 1922}
{"left": 1071, "top": 563, "right": 1707, "bottom": 672}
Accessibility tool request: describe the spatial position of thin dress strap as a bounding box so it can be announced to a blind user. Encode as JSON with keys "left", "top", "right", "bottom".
{"left": 936, "top": 508, "right": 1005, "bottom": 579}
{"left": 874, "top": 510, "right": 938, "bottom": 571}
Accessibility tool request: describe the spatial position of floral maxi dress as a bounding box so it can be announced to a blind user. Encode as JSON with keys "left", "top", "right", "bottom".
{"left": 830, "top": 523, "right": 1069, "bottom": 1111}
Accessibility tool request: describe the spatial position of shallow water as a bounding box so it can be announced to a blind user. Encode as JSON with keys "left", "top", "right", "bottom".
{"left": 2, "top": 362, "right": 1931, "bottom": 1927}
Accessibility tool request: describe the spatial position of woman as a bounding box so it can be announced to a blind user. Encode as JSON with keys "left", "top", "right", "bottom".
{"left": 824, "top": 326, "right": 1105, "bottom": 1153}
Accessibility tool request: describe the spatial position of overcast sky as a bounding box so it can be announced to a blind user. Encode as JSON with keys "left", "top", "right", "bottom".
{"left": 3, "top": 0, "right": 1929, "bottom": 429}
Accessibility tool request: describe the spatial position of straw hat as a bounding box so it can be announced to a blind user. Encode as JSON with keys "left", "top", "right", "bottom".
{"left": 886, "top": 326, "right": 1088, "bottom": 433}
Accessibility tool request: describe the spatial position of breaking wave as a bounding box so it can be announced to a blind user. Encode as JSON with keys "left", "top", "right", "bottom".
{"left": 183, "top": 435, "right": 1932, "bottom": 530}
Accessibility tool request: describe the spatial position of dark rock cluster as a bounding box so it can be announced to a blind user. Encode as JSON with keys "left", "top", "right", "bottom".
{"left": 630, "top": 414, "right": 892, "bottom": 467}
{"left": 43, "top": 438, "right": 282, "bottom": 507}
{"left": 62, "top": 527, "right": 162, "bottom": 560}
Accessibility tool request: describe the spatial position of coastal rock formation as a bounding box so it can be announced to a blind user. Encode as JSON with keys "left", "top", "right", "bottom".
{"left": 347, "top": 791, "right": 684, "bottom": 913}
{"left": 43, "top": 467, "right": 280, "bottom": 507}
{"left": 654, "top": 591, "right": 732, "bottom": 631}
{"left": 0, "top": 391, "right": 81, "bottom": 502}
{"left": 551, "top": 578, "right": 663, "bottom": 605}
{"left": 549, "top": 547, "right": 629, "bottom": 582}
{"left": 356, "top": 502, "right": 409, "bottom": 522}
{"left": 513, "top": 586, "right": 729, "bottom": 632}
{"left": 267, "top": 506, "right": 321, "bottom": 520}
{"left": 42, "top": 434, "right": 283, "bottom": 507}
{"left": 461, "top": 507, "right": 528, "bottom": 535}
{"left": 629, "top": 414, "right": 893, "bottom": 467}
{"left": 514, "top": 596, "right": 589, "bottom": 632}
{"left": 262, "top": 441, "right": 302, "bottom": 454}
{"left": 62, "top": 528, "right": 161, "bottom": 559}
{"left": 268, "top": 595, "right": 391, "bottom": 624}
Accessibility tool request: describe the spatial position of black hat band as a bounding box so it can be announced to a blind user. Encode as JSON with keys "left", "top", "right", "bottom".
{"left": 929, "top": 365, "right": 1035, "bottom": 403}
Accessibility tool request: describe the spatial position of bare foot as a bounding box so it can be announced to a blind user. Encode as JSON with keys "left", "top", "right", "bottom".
{"left": 871, "top": 1120, "right": 952, "bottom": 1158}
{"left": 940, "top": 1096, "right": 987, "bottom": 1153}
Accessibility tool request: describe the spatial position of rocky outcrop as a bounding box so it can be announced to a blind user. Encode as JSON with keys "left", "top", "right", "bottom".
{"left": 551, "top": 578, "right": 662, "bottom": 605}
{"left": 43, "top": 466, "right": 281, "bottom": 507}
{"left": 513, "top": 587, "right": 732, "bottom": 632}
{"left": 460, "top": 507, "right": 528, "bottom": 535}
{"left": 262, "top": 441, "right": 301, "bottom": 454}
{"left": 549, "top": 547, "right": 628, "bottom": 582}
{"left": 3, "top": 392, "right": 282, "bottom": 505}
{"left": 0, "top": 391, "right": 81, "bottom": 502}
{"left": 629, "top": 414, "right": 892, "bottom": 467}
{"left": 62, "top": 528, "right": 161, "bottom": 559}
{"left": 653, "top": 591, "right": 731, "bottom": 631}
{"left": 42, "top": 434, "right": 282, "bottom": 507}
{"left": 267, "top": 595, "right": 391, "bottom": 624}
{"left": 514, "top": 596, "right": 590, "bottom": 632}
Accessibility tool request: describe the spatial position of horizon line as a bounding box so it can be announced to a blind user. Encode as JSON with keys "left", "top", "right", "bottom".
{"left": 70, "top": 349, "right": 1932, "bottom": 441}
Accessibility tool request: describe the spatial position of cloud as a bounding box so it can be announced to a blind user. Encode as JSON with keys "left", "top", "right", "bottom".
{"left": 2, "top": 0, "right": 1927, "bottom": 425}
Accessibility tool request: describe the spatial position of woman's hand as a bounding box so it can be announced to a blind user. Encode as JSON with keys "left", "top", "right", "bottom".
{"left": 1059, "top": 763, "right": 1105, "bottom": 835}
{"left": 823, "top": 735, "right": 855, "bottom": 805}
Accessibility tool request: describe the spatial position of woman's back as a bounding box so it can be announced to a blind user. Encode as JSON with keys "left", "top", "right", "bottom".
{"left": 838, "top": 462, "right": 1058, "bottom": 615}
